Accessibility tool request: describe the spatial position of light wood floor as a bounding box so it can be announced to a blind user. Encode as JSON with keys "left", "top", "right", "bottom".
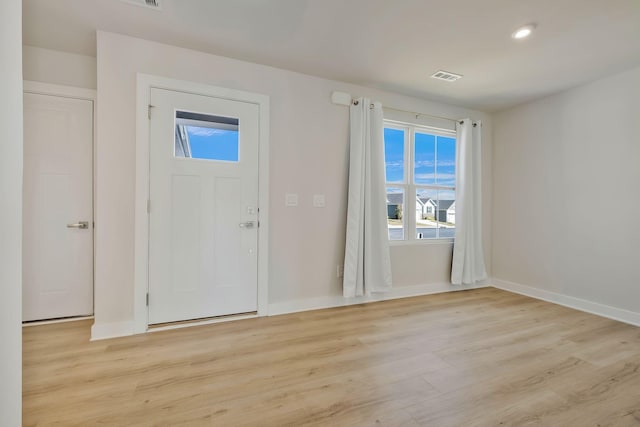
{"left": 23, "top": 288, "right": 640, "bottom": 426}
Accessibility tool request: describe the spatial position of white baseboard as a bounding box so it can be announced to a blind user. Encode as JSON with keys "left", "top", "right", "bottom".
{"left": 90, "top": 283, "right": 489, "bottom": 340}
{"left": 88, "top": 280, "right": 640, "bottom": 339}
{"left": 90, "top": 320, "right": 135, "bottom": 341}
{"left": 492, "top": 278, "right": 640, "bottom": 327}
{"left": 22, "top": 315, "right": 94, "bottom": 327}
{"left": 268, "top": 282, "right": 489, "bottom": 316}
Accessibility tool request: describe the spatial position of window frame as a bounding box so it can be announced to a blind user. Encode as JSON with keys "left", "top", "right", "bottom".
{"left": 384, "top": 119, "right": 456, "bottom": 245}
{"left": 174, "top": 109, "right": 241, "bottom": 163}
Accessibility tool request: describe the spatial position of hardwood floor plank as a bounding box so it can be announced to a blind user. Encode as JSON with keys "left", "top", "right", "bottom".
{"left": 23, "top": 288, "right": 640, "bottom": 426}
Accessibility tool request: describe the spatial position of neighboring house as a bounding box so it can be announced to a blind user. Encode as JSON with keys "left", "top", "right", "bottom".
{"left": 435, "top": 200, "right": 456, "bottom": 224}
{"left": 417, "top": 197, "right": 437, "bottom": 220}
{"left": 446, "top": 201, "right": 455, "bottom": 224}
{"left": 387, "top": 193, "right": 438, "bottom": 220}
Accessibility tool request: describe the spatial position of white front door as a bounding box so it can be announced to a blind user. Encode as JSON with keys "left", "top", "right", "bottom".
{"left": 22, "top": 92, "right": 94, "bottom": 321}
{"left": 148, "top": 88, "right": 260, "bottom": 325}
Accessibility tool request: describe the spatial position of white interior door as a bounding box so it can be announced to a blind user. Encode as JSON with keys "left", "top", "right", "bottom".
{"left": 148, "top": 88, "right": 260, "bottom": 325}
{"left": 23, "top": 92, "right": 94, "bottom": 321}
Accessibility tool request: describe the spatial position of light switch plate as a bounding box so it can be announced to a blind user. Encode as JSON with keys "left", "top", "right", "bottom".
{"left": 285, "top": 193, "right": 298, "bottom": 207}
{"left": 313, "top": 194, "right": 326, "bottom": 208}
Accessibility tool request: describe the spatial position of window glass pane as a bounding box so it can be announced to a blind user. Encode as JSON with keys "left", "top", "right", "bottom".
{"left": 384, "top": 120, "right": 457, "bottom": 241}
{"left": 175, "top": 111, "right": 239, "bottom": 162}
{"left": 436, "top": 189, "right": 456, "bottom": 239}
{"left": 436, "top": 136, "right": 456, "bottom": 186}
{"left": 415, "top": 188, "right": 438, "bottom": 239}
{"left": 386, "top": 187, "right": 404, "bottom": 240}
{"left": 384, "top": 128, "right": 404, "bottom": 183}
{"left": 414, "top": 132, "right": 435, "bottom": 185}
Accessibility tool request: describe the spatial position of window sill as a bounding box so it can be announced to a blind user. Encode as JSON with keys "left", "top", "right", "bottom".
{"left": 389, "top": 238, "right": 454, "bottom": 246}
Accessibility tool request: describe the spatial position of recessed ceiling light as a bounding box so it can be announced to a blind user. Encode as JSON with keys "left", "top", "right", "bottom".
{"left": 512, "top": 24, "right": 536, "bottom": 40}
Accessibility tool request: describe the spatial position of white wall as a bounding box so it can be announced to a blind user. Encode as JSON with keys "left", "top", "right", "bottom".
{"left": 23, "top": 45, "right": 96, "bottom": 89}
{"left": 94, "top": 32, "right": 492, "bottom": 332}
{"left": 0, "top": 0, "right": 23, "bottom": 425}
{"left": 493, "top": 65, "right": 640, "bottom": 316}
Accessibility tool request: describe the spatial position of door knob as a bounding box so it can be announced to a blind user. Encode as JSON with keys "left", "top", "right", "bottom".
{"left": 67, "top": 221, "right": 89, "bottom": 229}
{"left": 239, "top": 221, "right": 255, "bottom": 229}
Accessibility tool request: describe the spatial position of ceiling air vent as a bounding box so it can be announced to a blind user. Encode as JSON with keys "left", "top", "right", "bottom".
{"left": 430, "top": 70, "right": 463, "bottom": 82}
{"left": 120, "top": 0, "right": 162, "bottom": 10}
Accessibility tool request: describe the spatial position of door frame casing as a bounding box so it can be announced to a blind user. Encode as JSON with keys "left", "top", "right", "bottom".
{"left": 22, "top": 81, "right": 97, "bottom": 319}
{"left": 134, "top": 74, "right": 270, "bottom": 334}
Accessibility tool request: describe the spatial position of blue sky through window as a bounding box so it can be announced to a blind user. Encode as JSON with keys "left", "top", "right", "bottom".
{"left": 384, "top": 127, "right": 455, "bottom": 190}
{"left": 384, "top": 124, "right": 457, "bottom": 240}
{"left": 186, "top": 126, "right": 239, "bottom": 162}
{"left": 384, "top": 128, "right": 404, "bottom": 183}
{"left": 414, "top": 132, "right": 435, "bottom": 185}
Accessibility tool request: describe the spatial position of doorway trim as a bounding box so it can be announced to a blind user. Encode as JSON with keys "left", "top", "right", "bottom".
{"left": 133, "top": 74, "right": 270, "bottom": 334}
{"left": 22, "top": 80, "right": 97, "bottom": 320}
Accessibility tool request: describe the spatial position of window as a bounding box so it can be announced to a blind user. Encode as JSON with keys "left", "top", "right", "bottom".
{"left": 175, "top": 111, "right": 239, "bottom": 162}
{"left": 384, "top": 121, "right": 456, "bottom": 241}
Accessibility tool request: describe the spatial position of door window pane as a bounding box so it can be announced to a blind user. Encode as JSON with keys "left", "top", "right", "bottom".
{"left": 175, "top": 111, "right": 239, "bottom": 162}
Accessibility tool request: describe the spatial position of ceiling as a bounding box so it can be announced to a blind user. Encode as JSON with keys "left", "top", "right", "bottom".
{"left": 22, "top": 0, "right": 640, "bottom": 112}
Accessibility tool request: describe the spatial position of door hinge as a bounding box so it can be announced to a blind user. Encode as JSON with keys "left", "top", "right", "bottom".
{"left": 148, "top": 104, "right": 154, "bottom": 119}
{"left": 146, "top": 293, "right": 149, "bottom": 306}
{"left": 147, "top": 199, "right": 151, "bottom": 213}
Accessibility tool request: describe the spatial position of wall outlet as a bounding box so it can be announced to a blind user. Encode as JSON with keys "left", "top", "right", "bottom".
{"left": 337, "top": 264, "right": 344, "bottom": 278}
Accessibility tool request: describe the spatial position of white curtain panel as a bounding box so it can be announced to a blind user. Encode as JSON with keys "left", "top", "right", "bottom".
{"left": 451, "top": 119, "right": 488, "bottom": 285}
{"left": 343, "top": 98, "right": 393, "bottom": 297}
